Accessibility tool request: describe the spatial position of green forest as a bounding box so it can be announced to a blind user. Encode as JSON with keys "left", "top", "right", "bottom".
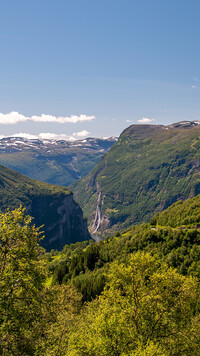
{"left": 1, "top": 197, "right": 200, "bottom": 355}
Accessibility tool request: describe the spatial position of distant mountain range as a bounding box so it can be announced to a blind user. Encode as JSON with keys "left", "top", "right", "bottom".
{"left": 72, "top": 121, "right": 200, "bottom": 235}
{"left": 0, "top": 136, "right": 117, "bottom": 186}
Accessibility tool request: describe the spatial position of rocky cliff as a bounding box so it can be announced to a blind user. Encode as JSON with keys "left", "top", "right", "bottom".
{"left": 0, "top": 164, "right": 90, "bottom": 251}
{"left": 28, "top": 192, "right": 90, "bottom": 251}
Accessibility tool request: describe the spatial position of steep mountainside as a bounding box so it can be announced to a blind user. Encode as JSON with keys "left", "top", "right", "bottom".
{"left": 0, "top": 137, "right": 116, "bottom": 186}
{"left": 0, "top": 164, "right": 90, "bottom": 250}
{"left": 72, "top": 121, "right": 200, "bottom": 235}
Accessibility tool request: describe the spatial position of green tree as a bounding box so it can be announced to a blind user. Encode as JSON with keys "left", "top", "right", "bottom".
{"left": 0, "top": 207, "right": 46, "bottom": 355}
{"left": 41, "top": 284, "right": 82, "bottom": 356}
{"left": 67, "top": 252, "right": 200, "bottom": 355}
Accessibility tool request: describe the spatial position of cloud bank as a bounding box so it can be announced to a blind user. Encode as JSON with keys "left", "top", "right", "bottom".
{"left": 137, "top": 117, "right": 155, "bottom": 123}
{"left": 0, "top": 130, "right": 90, "bottom": 141}
{"left": 0, "top": 112, "right": 95, "bottom": 124}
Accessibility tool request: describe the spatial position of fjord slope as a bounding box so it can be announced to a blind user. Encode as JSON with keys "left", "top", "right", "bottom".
{"left": 0, "top": 164, "right": 90, "bottom": 250}
{"left": 0, "top": 137, "right": 116, "bottom": 186}
{"left": 72, "top": 121, "right": 200, "bottom": 234}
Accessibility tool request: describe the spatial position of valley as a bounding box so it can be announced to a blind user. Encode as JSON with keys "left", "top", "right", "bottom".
{"left": 1, "top": 120, "right": 200, "bottom": 355}
{"left": 2, "top": 120, "right": 200, "bottom": 248}
{"left": 0, "top": 136, "right": 116, "bottom": 186}
{"left": 2, "top": 3, "right": 199, "bottom": 353}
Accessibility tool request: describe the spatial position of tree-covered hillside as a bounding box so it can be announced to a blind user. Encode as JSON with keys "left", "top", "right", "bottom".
{"left": 72, "top": 121, "right": 200, "bottom": 235}
{"left": 1, "top": 196, "right": 200, "bottom": 355}
{"left": 49, "top": 192, "right": 200, "bottom": 303}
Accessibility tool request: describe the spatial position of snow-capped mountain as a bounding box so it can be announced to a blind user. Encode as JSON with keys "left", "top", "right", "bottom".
{"left": 0, "top": 136, "right": 117, "bottom": 186}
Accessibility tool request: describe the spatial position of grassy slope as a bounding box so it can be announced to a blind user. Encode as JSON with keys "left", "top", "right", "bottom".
{"left": 72, "top": 123, "right": 200, "bottom": 234}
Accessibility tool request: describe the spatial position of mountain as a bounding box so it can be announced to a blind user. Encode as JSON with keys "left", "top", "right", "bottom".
{"left": 72, "top": 120, "right": 200, "bottom": 235}
{"left": 0, "top": 164, "right": 90, "bottom": 251}
{"left": 0, "top": 136, "right": 116, "bottom": 186}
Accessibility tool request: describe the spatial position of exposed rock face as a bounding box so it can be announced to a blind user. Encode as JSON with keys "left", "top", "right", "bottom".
{"left": 28, "top": 192, "right": 90, "bottom": 251}
{"left": 0, "top": 164, "right": 90, "bottom": 251}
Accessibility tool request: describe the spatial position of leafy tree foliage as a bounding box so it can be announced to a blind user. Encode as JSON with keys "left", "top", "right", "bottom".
{"left": 0, "top": 208, "right": 82, "bottom": 355}
{"left": 50, "top": 216, "right": 200, "bottom": 302}
{"left": 0, "top": 208, "right": 47, "bottom": 354}
{"left": 67, "top": 252, "right": 200, "bottom": 355}
{"left": 1, "top": 200, "right": 200, "bottom": 355}
{"left": 39, "top": 284, "right": 82, "bottom": 356}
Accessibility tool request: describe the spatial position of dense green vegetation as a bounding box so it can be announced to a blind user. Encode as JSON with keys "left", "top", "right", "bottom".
{"left": 67, "top": 253, "right": 200, "bottom": 355}
{"left": 1, "top": 200, "right": 200, "bottom": 355}
{"left": 0, "top": 208, "right": 82, "bottom": 355}
{"left": 151, "top": 195, "right": 200, "bottom": 227}
{"left": 72, "top": 122, "right": 200, "bottom": 235}
{"left": 49, "top": 193, "right": 200, "bottom": 303}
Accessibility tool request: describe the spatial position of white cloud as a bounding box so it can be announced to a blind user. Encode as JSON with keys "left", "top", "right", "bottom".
{"left": 11, "top": 132, "right": 38, "bottom": 139}
{"left": 2, "top": 132, "right": 71, "bottom": 141}
{"left": 0, "top": 131, "right": 90, "bottom": 141}
{"left": 137, "top": 117, "right": 155, "bottom": 124}
{"left": 125, "top": 120, "right": 132, "bottom": 123}
{"left": 72, "top": 130, "right": 90, "bottom": 138}
{"left": 192, "top": 85, "right": 198, "bottom": 89}
{"left": 0, "top": 111, "right": 95, "bottom": 124}
{"left": 38, "top": 133, "right": 72, "bottom": 141}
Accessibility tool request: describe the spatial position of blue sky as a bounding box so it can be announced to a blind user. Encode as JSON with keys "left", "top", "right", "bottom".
{"left": 0, "top": 0, "right": 200, "bottom": 139}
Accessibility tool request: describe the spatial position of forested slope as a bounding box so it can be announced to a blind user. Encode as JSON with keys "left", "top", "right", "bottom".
{"left": 1, "top": 205, "right": 200, "bottom": 355}
{"left": 50, "top": 192, "right": 200, "bottom": 302}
